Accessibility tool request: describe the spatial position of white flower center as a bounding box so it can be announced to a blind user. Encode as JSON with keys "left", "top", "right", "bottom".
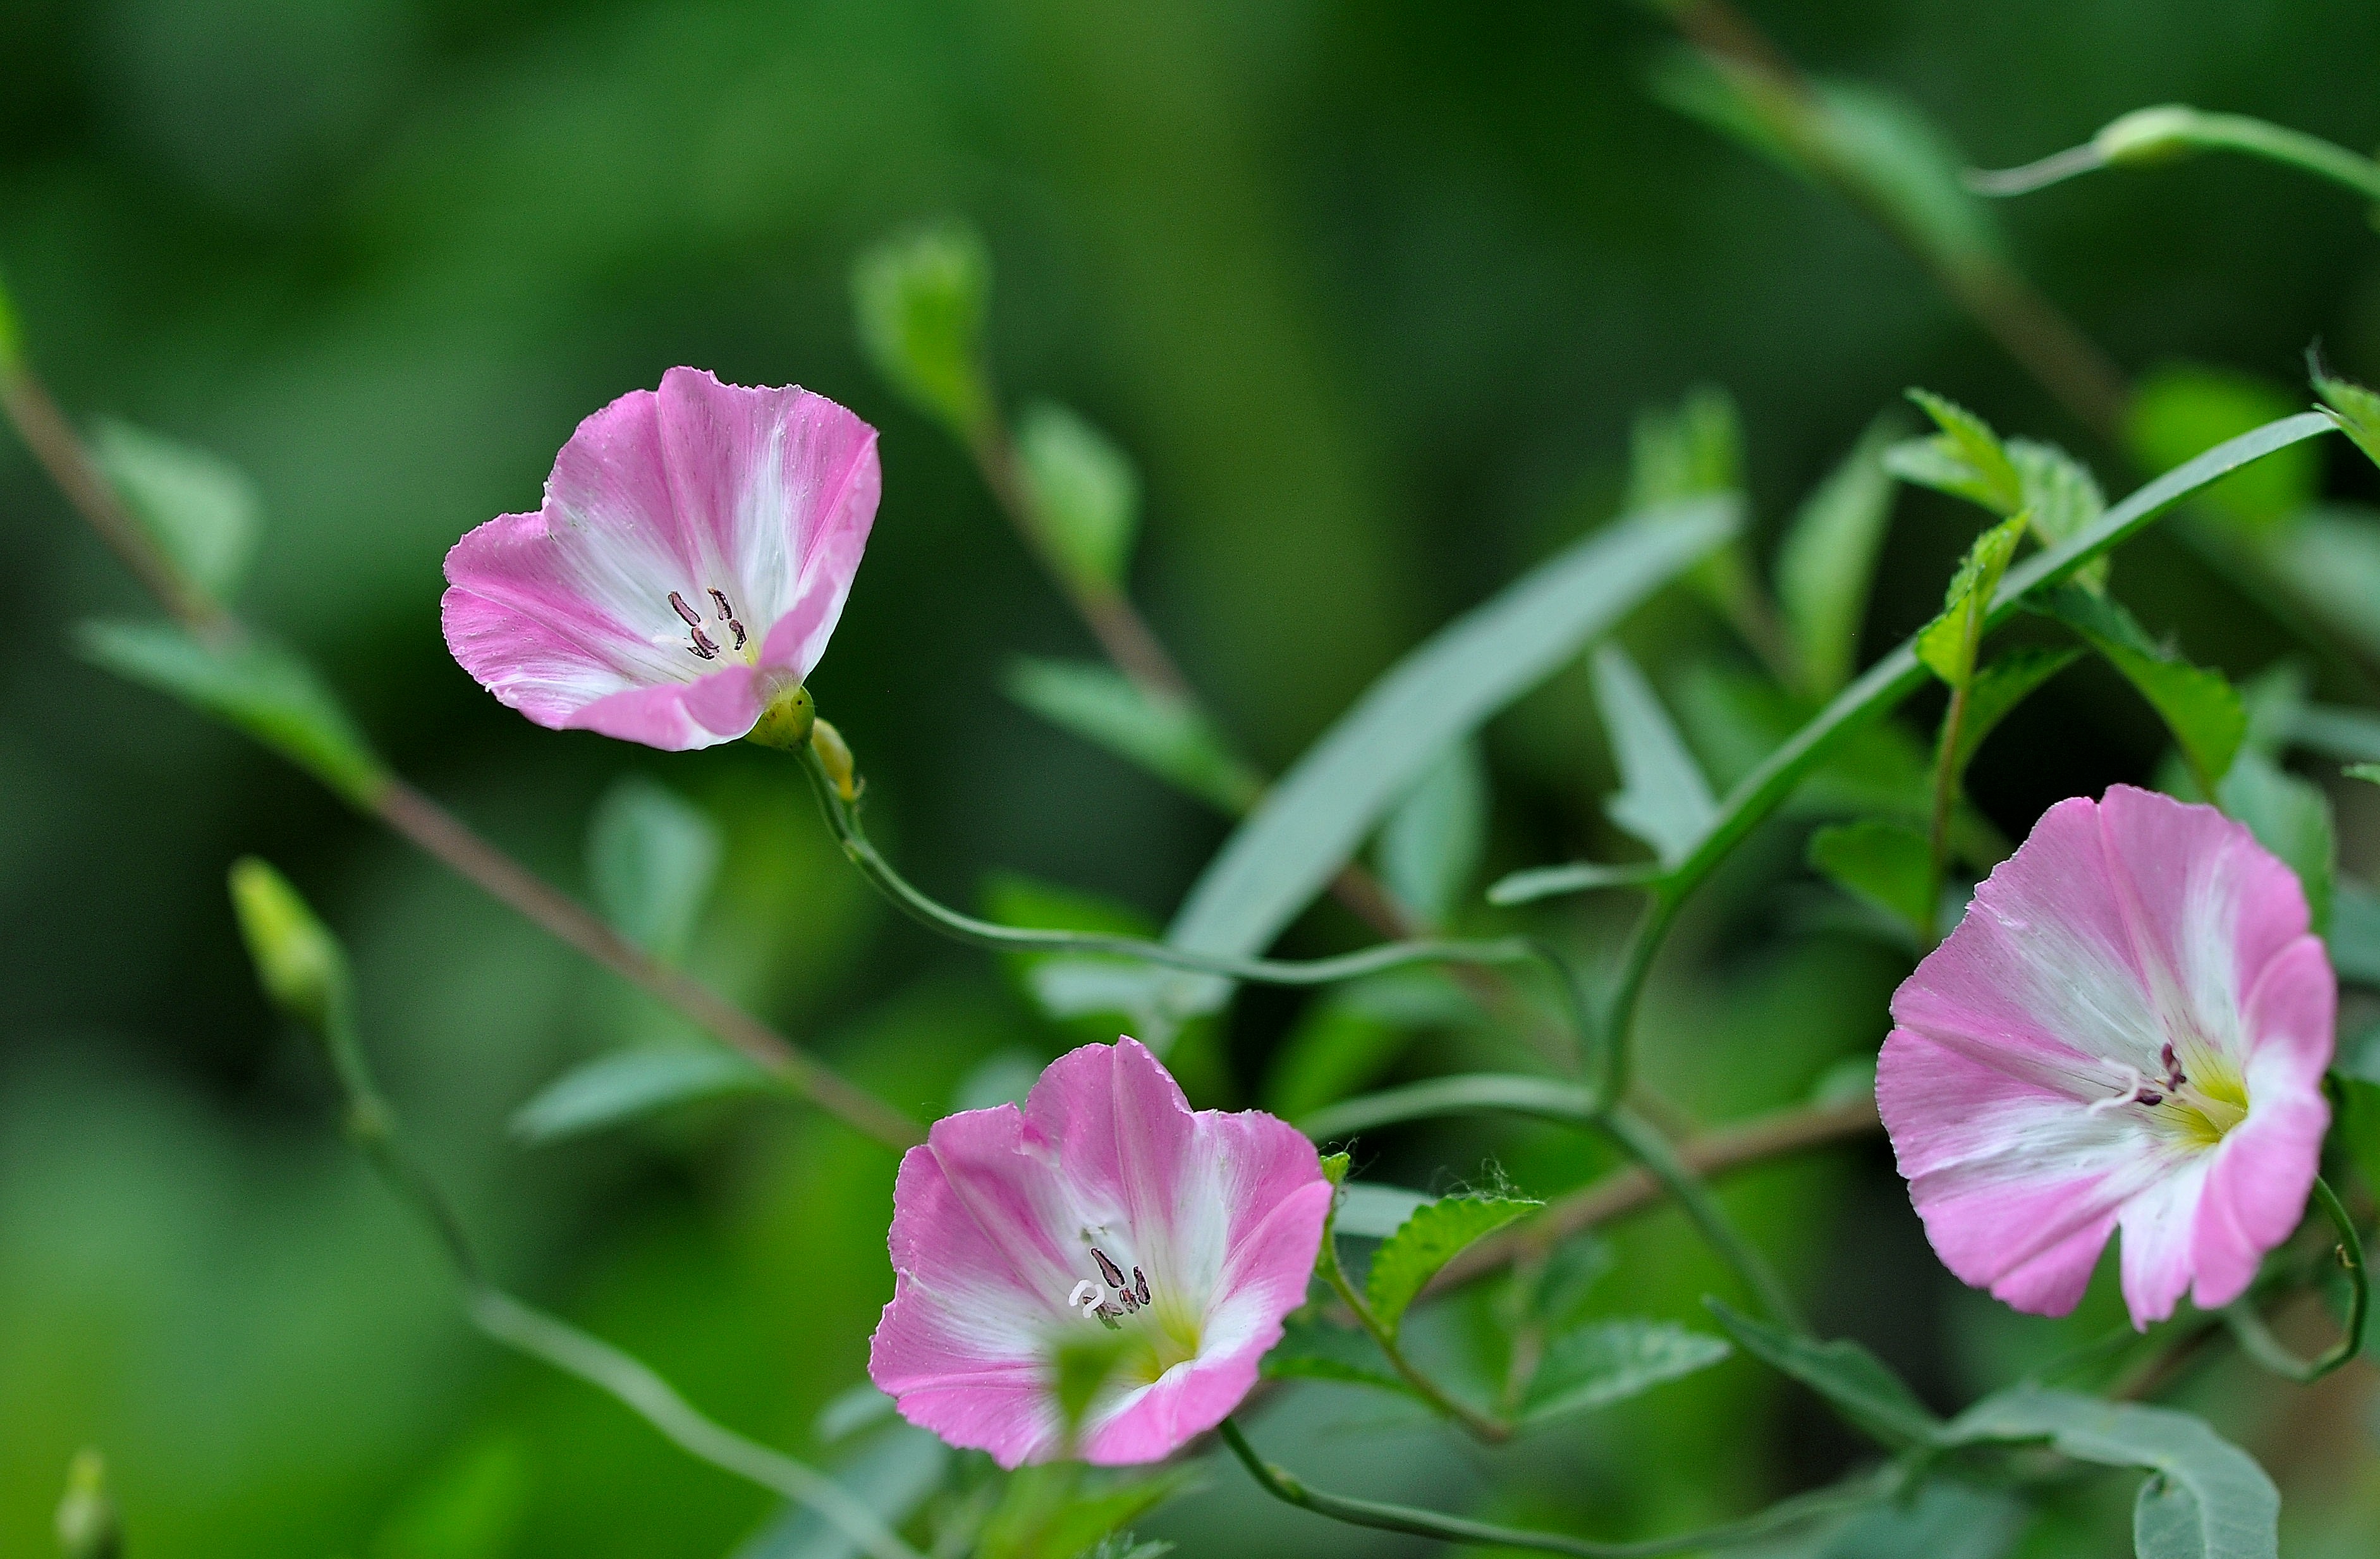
{"left": 1066, "top": 1243, "right": 1200, "bottom": 1384}
{"left": 665, "top": 587, "right": 754, "bottom": 664}
{"left": 2088, "top": 1041, "right": 2248, "bottom": 1146}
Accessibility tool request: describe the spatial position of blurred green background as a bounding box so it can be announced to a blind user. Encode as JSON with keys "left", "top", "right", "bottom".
{"left": 6, "top": 1, "right": 2380, "bottom": 1555}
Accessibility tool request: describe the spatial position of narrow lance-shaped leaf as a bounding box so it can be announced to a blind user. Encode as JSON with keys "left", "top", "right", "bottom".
{"left": 1518, "top": 1318, "right": 1731, "bottom": 1427}
{"left": 1776, "top": 417, "right": 1900, "bottom": 698}
{"left": 1156, "top": 498, "right": 1735, "bottom": 1027}
{"left": 1705, "top": 1300, "right": 1944, "bottom": 1451}
{"left": 79, "top": 619, "right": 386, "bottom": 807}
{"left": 1915, "top": 515, "right": 2028, "bottom": 688}
{"left": 1807, "top": 819, "right": 1932, "bottom": 941}
{"left": 2219, "top": 749, "right": 2335, "bottom": 936}
{"left": 1951, "top": 1386, "right": 2277, "bottom": 1559}
{"left": 2125, "top": 364, "right": 2318, "bottom": 532}
{"left": 1015, "top": 402, "right": 1140, "bottom": 594}
{"left": 1594, "top": 644, "right": 1717, "bottom": 863}
{"left": 1366, "top": 1196, "right": 1539, "bottom": 1339}
{"left": 2312, "top": 359, "right": 2380, "bottom": 472}
{"left": 90, "top": 418, "right": 262, "bottom": 602}
{"left": 587, "top": 775, "right": 723, "bottom": 962}
{"left": 511, "top": 1046, "right": 775, "bottom": 1145}
{"left": 1004, "top": 658, "right": 1263, "bottom": 815}
{"left": 1374, "top": 741, "right": 1488, "bottom": 929}
{"left": 2030, "top": 584, "right": 2245, "bottom": 790}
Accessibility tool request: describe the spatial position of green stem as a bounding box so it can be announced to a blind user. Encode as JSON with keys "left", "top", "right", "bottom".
{"left": 1317, "top": 1245, "right": 1511, "bottom": 1443}
{"left": 1599, "top": 892, "right": 1680, "bottom": 1103}
{"left": 1600, "top": 1105, "right": 1807, "bottom": 1336}
{"left": 1217, "top": 1417, "right": 1903, "bottom": 1556}
{"left": 1926, "top": 680, "right": 1970, "bottom": 944}
{"left": 1298, "top": 1073, "right": 1596, "bottom": 1140}
{"left": 2222, "top": 1176, "right": 2368, "bottom": 1384}
{"left": 793, "top": 743, "right": 1598, "bottom": 1052}
{"left": 1972, "top": 106, "right": 2380, "bottom": 206}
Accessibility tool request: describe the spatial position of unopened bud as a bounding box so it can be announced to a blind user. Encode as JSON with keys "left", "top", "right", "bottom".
{"left": 56, "top": 1450, "right": 120, "bottom": 1559}
{"left": 227, "top": 857, "right": 348, "bottom": 1033}
{"left": 2093, "top": 105, "right": 2203, "bottom": 168}
{"left": 810, "top": 717, "right": 860, "bottom": 802}
{"left": 745, "top": 682, "right": 816, "bottom": 751}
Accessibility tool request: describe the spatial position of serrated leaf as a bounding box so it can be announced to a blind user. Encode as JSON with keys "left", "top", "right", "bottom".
{"left": 2218, "top": 749, "right": 2334, "bottom": 936}
{"left": 1367, "top": 1197, "right": 1539, "bottom": 1339}
{"left": 2314, "top": 365, "right": 2380, "bottom": 471}
{"left": 1776, "top": 418, "right": 1899, "bottom": 698}
{"left": 2007, "top": 439, "right": 2108, "bottom": 589}
{"left": 1807, "top": 820, "right": 1932, "bottom": 938}
{"left": 1594, "top": 644, "right": 1717, "bottom": 862}
{"left": 1948, "top": 647, "right": 2079, "bottom": 778}
{"left": 586, "top": 776, "right": 721, "bottom": 962}
{"left": 1004, "top": 658, "right": 1262, "bottom": 814}
{"left": 1950, "top": 1386, "right": 2276, "bottom": 1559}
{"left": 732, "top": 1426, "right": 948, "bottom": 1559}
{"left": 2125, "top": 365, "right": 2317, "bottom": 532}
{"left": 1706, "top": 1300, "right": 1943, "bottom": 1450}
{"left": 1893, "top": 390, "right": 2022, "bottom": 513}
{"left": 1375, "top": 740, "right": 1487, "bottom": 928}
{"left": 78, "top": 618, "right": 385, "bottom": 805}
{"left": 1016, "top": 403, "right": 1140, "bottom": 593}
{"left": 1156, "top": 499, "right": 1735, "bottom": 1034}
{"left": 90, "top": 418, "right": 261, "bottom": 601}
{"left": 1259, "top": 1313, "right": 1419, "bottom": 1400}
{"left": 1915, "top": 515, "right": 2027, "bottom": 687}
{"left": 851, "top": 220, "right": 992, "bottom": 438}
{"left": 1518, "top": 1318, "right": 1730, "bottom": 1426}
{"left": 510, "top": 1046, "right": 774, "bottom": 1144}
{"left": 2032, "top": 584, "right": 2245, "bottom": 788}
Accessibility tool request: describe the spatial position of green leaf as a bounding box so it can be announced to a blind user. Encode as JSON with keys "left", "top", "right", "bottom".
{"left": 1004, "top": 658, "right": 1262, "bottom": 814}
{"left": 1366, "top": 1196, "right": 1540, "bottom": 1339}
{"left": 2352, "top": 764, "right": 2380, "bottom": 786}
{"left": 78, "top": 618, "right": 385, "bottom": 806}
{"left": 1075, "top": 1535, "right": 1172, "bottom": 1559}
{"left": 1776, "top": 418, "right": 1900, "bottom": 698}
{"left": 1807, "top": 820, "right": 1933, "bottom": 938}
{"left": 511, "top": 1046, "right": 774, "bottom": 1144}
{"left": 2285, "top": 700, "right": 2380, "bottom": 764}
{"left": 2032, "top": 585, "right": 2245, "bottom": 788}
{"left": 1517, "top": 1318, "right": 1730, "bottom": 1426}
{"left": 1948, "top": 647, "right": 2080, "bottom": 777}
{"left": 2328, "top": 880, "right": 2380, "bottom": 987}
{"left": 1915, "top": 515, "right": 2027, "bottom": 687}
{"left": 1331, "top": 1182, "right": 1432, "bottom": 1240}
{"left": 2007, "top": 439, "right": 2109, "bottom": 589}
{"left": 2258, "top": 506, "right": 2380, "bottom": 663}
{"left": 2218, "top": 749, "right": 2334, "bottom": 936}
{"left": 586, "top": 776, "right": 722, "bottom": 962}
{"left": 981, "top": 876, "right": 1197, "bottom": 1047}
{"left": 2312, "top": 362, "right": 2380, "bottom": 471}
{"left": 1262, "top": 968, "right": 1474, "bottom": 1120}
{"left": 733, "top": 1426, "right": 948, "bottom": 1559}
{"left": 1594, "top": 645, "right": 1718, "bottom": 863}
{"left": 1705, "top": 1300, "right": 1943, "bottom": 1450}
{"left": 1258, "top": 1313, "right": 1419, "bottom": 1400}
{"left": 1484, "top": 859, "right": 1669, "bottom": 906}
{"left": 1016, "top": 402, "right": 1140, "bottom": 593}
{"left": 1374, "top": 741, "right": 1488, "bottom": 928}
{"left": 1747, "top": 1481, "right": 2029, "bottom": 1559}
{"left": 366, "top": 1436, "right": 532, "bottom": 1559}
{"left": 2125, "top": 364, "right": 2317, "bottom": 532}
{"left": 90, "top": 418, "right": 261, "bottom": 602}
{"left": 1626, "top": 385, "right": 1740, "bottom": 510}
{"left": 1950, "top": 1386, "right": 2277, "bottom": 1559}
{"left": 850, "top": 220, "right": 992, "bottom": 438}
{"left": 976, "top": 1468, "right": 1196, "bottom": 1559}
{"left": 1157, "top": 499, "right": 1735, "bottom": 1025}
{"left": 1888, "top": 390, "right": 2022, "bottom": 514}
{"left": 2334, "top": 1077, "right": 2380, "bottom": 1211}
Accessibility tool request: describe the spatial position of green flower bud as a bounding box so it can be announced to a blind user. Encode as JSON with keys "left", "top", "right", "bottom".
{"left": 227, "top": 857, "right": 348, "bottom": 1033}
{"left": 810, "top": 716, "right": 861, "bottom": 802}
{"left": 2093, "top": 105, "right": 2204, "bottom": 168}
{"left": 744, "top": 683, "right": 816, "bottom": 752}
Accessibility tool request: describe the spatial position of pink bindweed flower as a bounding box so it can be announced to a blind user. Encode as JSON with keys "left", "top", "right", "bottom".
{"left": 869, "top": 1038, "right": 1333, "bottom": 1467}
{"left": 441, "top": 367, "right": 879, "bottom": 750}
{"left": 1879, "top": 784, "right": 2334, "bottom": 1330}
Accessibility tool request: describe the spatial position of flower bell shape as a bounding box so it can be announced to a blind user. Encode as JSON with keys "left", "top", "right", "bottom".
{"left": 870, "top": 1038, "right": 1333, "bottom": 1466}
{"left": 442, "top": 368, "right": 879, "bottom": 750}
{"left": 1879, "top": 785, "right": 2334, "bottom": 1330}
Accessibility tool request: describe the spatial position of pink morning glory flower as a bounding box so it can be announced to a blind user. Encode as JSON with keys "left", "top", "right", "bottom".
{"left": 441, "top": 367, "right": 879, "bottom": 750}
{"left": 1879, "top": 784, "right": 2334, "bottom": 1330}
{"left": 869, "top": 1038, "right": 1333, "bottom": 1467}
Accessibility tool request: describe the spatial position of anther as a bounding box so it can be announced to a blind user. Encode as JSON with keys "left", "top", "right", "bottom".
{"left": 669, "top": 591, "right": 704, "bottom": 628}
{"left": 708, "top": 589, "right": 748, "bottom": 649}
{"left": 1091, "top": 1247, "right": 1127, "bottom": 1290}
{"left": 688, "top": 624, "right": 720, "bottom": 659}
{"left": 1133, "top": 1268, "right": 1150, "bottom": 1307}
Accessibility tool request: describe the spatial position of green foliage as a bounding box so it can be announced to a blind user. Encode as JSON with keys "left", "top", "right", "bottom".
{"left": 1950, "top": 1387, "right": 2277, "bottom": 1559}
{"left": 1004, "top": 659, "right": 1262, "bottom": 814}
{"left": 1888, "top": 391, "right": 2023, "bottom": 513}
{"left": 1259, "top": 1313, "right": 1417, "bottom": 1400}
{"left": 850, "top": 221, "right": 992, "bottom": 438}
{"left": 510, "top": 1046, "right": 774, "bottom": 1145}
{"left": 1329, "top": 1182, "right": 1431, "bottom": 1239}
{"left": 1261, "top": 969, "right": 1473, "bottom": 1121}
{"left": 2327, "top": 880, "right": 2380, "bottom": 987}
{"left": 2125, "top": 365, "right": 2318, "bottom": 530}
{"left": 2312, "top": 362, "right": 2380, "bottom": 470}
{"left": 1626, "top": 384, "right": 1741, "bottom": 511}
{"left": 227, "top": 857, "right": 350, "bottom": 1034}
{"left": 90, "top": 419, "right": 262, "bottom": 603}
{"left": 1375, "top": 741, "right": 1489, "bottom": 927}
{"left": 2031, "top": 584, "right": 2245, "bottom": 790}
{"left": 2006, "top": 439, "right": 2109, "bottom": 589}
{"left": 1161, "top": 499, "right": 1735, "bottom": 999}
{"left": 54, "top": 1450, "right": 121, "bottom": 1559}
{"left": 1516, "top": 1318, "right": 1731, "bottom": 1427}
{"left": 735, "top": 1427, "right": 948, "bottom": 1559}
{"left": 1016, "top": 403, "right": 1141, "bottom": 594}
{"left": 78, "top": 618, "right": 386, "bottom": 805}
{"left": 2218, "top": 749, "right": 2335, "bottom": 935}
{"left": 1705, "top": 1300, "right": 1943, "bottom": 1450}
{"left": 1365, "top": 1196, "right": 1539, "bottom": 1339}
{"left": 367, "top": 1437, "right": 532, "bottom": 1559}
{"left": 1807, "top": 819, "right": 1932, "bottom": 939}
{"left": 587, "top": 776, "right": 723, "bottom": 962}
{"left": 2256, "top": 507, "right": 2380, "bottom": 664}
{"left": 1776, "top": 418, "right": 1900, "bottom": 698}
{"left": 975, "top": 1468, "right": 1195, "bottom": 1559}
{"left": 1594, "top": 644, "right": 1716, "bottom": 863}
{"left": 1947, "top": 647, "right": 2080, "bottom": 778}
{"left": 1915, "top": 515, "right": 2027, "bottom": 688}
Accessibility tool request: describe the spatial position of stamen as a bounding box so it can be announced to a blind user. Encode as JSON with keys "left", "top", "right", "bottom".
{"left": 709, "top": 587, "right": 748, "bottom": 650}
{"left": 1133, "top": 1268, "right": 1150, "bottom": 1307}
{"left": 669, "top": 591, "right": 704, "bottom": 628}
{"left": 1091, "top": 1247, "right": 1128, "bottom": 1290}
{"left": 688, "top": 624, "right": 720, "bottom": 659}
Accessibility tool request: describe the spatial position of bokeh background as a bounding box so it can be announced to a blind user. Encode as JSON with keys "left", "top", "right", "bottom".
{"left": 6, "top": 1, "right": 2380, "bottom": 1555}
